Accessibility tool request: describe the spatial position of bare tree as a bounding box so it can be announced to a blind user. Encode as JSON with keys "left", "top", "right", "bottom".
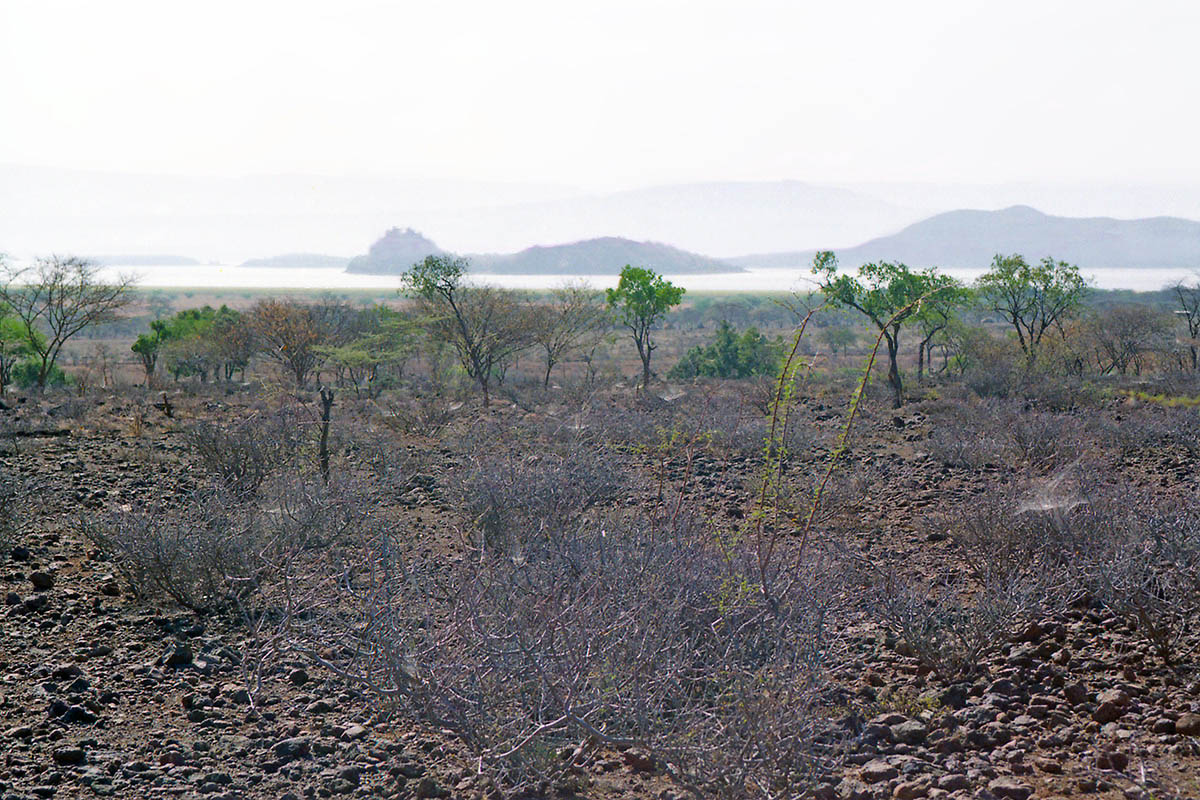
{"left": 0, "top": 256, "right": 135, "bottom": 389}
{"left": 1087, "top": 305, "right": 1174, "bottom": 376}
{"left": 1172, "top": 277, "right": 1200, "bottom": 370}
{"left": 250, "top": 298, "right": 354, "bottom": 387}
{"left": 530, "top": 280, "right": 610, "bottom": 387}
{"left": 404, "top": 256, "right": 533, "bottom": 407}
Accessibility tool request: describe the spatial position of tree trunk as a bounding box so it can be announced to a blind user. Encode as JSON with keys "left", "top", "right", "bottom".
{"left": 885, "top": 331, "right": 903, "bottom": 409}
{"left": 318, "top": 388, "right": 334, "bottom": 484}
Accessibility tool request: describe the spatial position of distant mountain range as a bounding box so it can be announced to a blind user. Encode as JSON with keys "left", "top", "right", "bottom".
{"left": 241, "top": 253, "right": 349, "bottom": 269}
{"left": 733, "top": 206, "right": 1200, "bottom": 270}
{"left": 345, "top": 229, "right": 742, "bottom": 275}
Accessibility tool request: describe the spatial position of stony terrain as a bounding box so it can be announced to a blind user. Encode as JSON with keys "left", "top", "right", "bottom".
{"left": 1, "top": 386, "right": 1199, "bottom": 800}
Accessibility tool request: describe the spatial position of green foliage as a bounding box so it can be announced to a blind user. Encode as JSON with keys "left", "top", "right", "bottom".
{"left": 402, "top": 254, "right": 469, "bottom": 300}
{"left": 669, "top": 320, "right": 783, "bottom": 380}
{"left": 812, "top": 251, "right": 963, "bottom": 407}
{"left": 0, "top": 312, "right": 40, "bottom": 392}
{"left": 133, "top": 305, "right": 247, "bottom": 382}
{"left": 13, "top": 359, "right": 67, "bottom": 389}
{"left": 976, "top": 253, "right": 1087, "bottom": 361}
{"left": 605, "top": 265, "right": 685, "bottom": 386}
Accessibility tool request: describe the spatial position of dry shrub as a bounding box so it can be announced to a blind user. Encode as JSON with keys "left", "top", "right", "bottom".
{"left": 301, "top": 509, "right": 845, "bottom": 798}
{"left": 926, "top": 476, "right": 1200, "bottom": 664}
{"left": 872, "top": 572, "right": 1042, "bottom": 679}
{"left": 184, "top": 407, "right": 308, "bottom": 496}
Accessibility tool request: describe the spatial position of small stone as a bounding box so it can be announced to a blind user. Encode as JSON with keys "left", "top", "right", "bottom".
{"left": 891, "top": 719, "right": 929, "bottom": 745}
{"left": 1175, "top": 713, "right": 1200, "bottom": 736}
{"left": 1063, "top": 680, "right": 1088, "bottom": 706}
{"left": 30, "top": 571, "right": 54, "bottom": 590}
{"left": 622, "top": 748, "right": 656, "bottom": 772}
{"left": 164, "top": 643, "right": 192, "bottom": 667}
{"left": 414, "top": 777, "right": 448, "bottom": 798}
{"left": 288, "top": 668, "right": 309, "bottom": 686}
{"left": 937, "top": 774, "right": 969, "bottom": 791}
{"left": 272, "top": 737, "right": 311, "bottom": 761}
{"left": 341, "top": 724, "right": 367, "bottom": 741}
{"left": 305, "top": 698, "right": 335, "bottom": 714}
{"left": 861, "top": 759, "right": 899, "bottom": 784}
{"left": 52, "top": 747, "right": 86, "bottom": 766}
{"left": 988, "top": 776, "right": 1033, "bottom": 800}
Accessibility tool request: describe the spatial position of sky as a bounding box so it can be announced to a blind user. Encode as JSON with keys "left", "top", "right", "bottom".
{"left": 3, "top": 0, "right": 1200, "bottom": 190}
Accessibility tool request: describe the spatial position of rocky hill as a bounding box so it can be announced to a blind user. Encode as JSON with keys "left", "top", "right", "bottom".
{"left": 345, "top": 228, "right": 444, "bottom": 274}
{"left": 472, "top": 236, "right": 741, "bottom": 274}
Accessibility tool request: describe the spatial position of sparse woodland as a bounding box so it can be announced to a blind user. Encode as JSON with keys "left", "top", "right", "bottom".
{"left": 2, "top": 254, "right": 1200, "bottom": 800}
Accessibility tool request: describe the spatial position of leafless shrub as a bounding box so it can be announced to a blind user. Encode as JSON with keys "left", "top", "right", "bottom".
{"left": 1073, "top": 495, "right": 1200, "bottom": 664}
{"left": 930, "top": 476, "right": 1200, "bottom": 665}
{"left": 184, "top": 408, "right": 307, "bottom": 495}
{"left": 302, "top": 507, "right": 846, "bottom": 798}
{"left": 1091, "top": 405, "right": 1200, "bottom": 457}
{"left": 82, "top": 489, "right": 259, "bottom": 612}
{"left": 871, "top": 572, "right": 1042, "bottom": 679}
{"left": 446, "top": 434, "right": 624, "bottom": 554}
{"left": 0, "top": 472, "right": 25, "bottom": 551}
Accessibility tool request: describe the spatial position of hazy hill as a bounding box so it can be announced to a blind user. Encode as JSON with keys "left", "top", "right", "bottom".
{"left": 241, "top": 253, "right": 349, "bottom": 269}
{"left": 734, "top": 206, "right": 1200, "bottom": 269}
{"left": 345, "top": 228, "right": 445, "bottom": 274}
{"left": 421, "top": 181, "right": 920, "bottom": 256}
{"left": 472, "top": 236, "right": 742, "bottom": 275}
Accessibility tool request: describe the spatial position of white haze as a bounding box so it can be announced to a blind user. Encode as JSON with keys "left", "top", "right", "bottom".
{"left": 2, "top": 1, "right": 1199, "bottom": 266}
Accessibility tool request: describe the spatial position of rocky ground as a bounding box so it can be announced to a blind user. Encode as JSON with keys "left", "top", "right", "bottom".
{"left": 1, "top": 387, "right": 1199, "bottom": 800}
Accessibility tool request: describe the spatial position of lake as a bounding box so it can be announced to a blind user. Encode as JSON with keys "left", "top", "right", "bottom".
{"left": 95, "top": 264, "right": 1200, "bottom": 293}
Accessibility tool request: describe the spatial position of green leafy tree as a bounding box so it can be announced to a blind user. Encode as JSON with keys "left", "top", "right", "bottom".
{"left": 403, "top": 255, "right": 532, "bottom": 407}
{"left": 605, "top": 265, "right": 685, "bottom": 388}
{"left": 976, "top": 254, "right": 1087, "bottom": 364}
{"left": 668, "top": 320, "right": 783, "bottom": 380}
{"left": 316, "top": 307, "right": 417, "bottom": 397}
{"left": 131, "top": 319, "right": 171, "bottom": 384}
{"left": 0, "top": 313, "right": 40, "bottom": 395}
{"left": 813, "top": 251, "right": 961, "bottom": 408}
{"left": 818, "top": 324, "right": 859, "bottom": 357}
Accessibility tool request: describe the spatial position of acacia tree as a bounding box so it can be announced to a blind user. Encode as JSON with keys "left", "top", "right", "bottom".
{"left": 1172, "top": 278, "right": 1200, "bottom": 370}
{"left": 976, "top": 254, "right": 1087, "bottom": 364}
{"left": 251, "top": 299, "right": 330, "bottom": 386}
{"left": 0, "top": 256, "right": 135, "bottom": 389}
{"left": 915, "top": 284, "right": 971, "bottom": 383}
{"left": 403, "top": 255, "right": 531, "bottom": 407}
{"left": 605, "top": 265, "right": 684, "bottom": 388}
{"left": 813, "top": 251, "right": 961, "bottom": 408}
{"left": 530, "top": 281, "right": 610, "bottom": 387}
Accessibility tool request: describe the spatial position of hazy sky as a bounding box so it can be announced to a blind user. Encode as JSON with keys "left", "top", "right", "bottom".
{"left": 2, "top": 0, "right": 1198, "bottom": 189}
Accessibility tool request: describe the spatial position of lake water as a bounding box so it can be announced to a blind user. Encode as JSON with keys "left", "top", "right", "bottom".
{"left": 96, "top": 264, "right": 1200, "bottom": 293}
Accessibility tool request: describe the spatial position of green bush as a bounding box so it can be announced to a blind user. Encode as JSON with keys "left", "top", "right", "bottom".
{"left": 669, "top": 320, "right": 783, "bottom": 380}
{"left": 12, "top": 360, "right": 68, "bottom": 389}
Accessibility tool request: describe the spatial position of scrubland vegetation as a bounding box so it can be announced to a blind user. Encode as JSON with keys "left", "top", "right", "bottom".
{"left": 3, "top": 251, "right": 1200, "bottom": 799}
